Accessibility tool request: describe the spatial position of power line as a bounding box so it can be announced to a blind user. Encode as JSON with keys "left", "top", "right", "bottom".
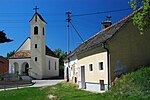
{"left": 72, "top": 18, "right": 99, "bottom": 29}
{"left": 70, "top": 22, "right": 84, "bottom": 42}
{"left": 0, "top": 12, "right": 64, "bottom": 17}
{"left": 72, "top": 8, "right": 132, "bottom": 17}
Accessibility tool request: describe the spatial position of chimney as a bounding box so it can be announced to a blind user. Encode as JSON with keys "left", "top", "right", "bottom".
{"left": 101, "top": 16, "right": 112, "bottom": 29}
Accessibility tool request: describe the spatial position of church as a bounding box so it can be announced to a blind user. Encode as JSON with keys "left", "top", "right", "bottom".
{"left": 9, "top": 7, "right": 59, "bottom": 79}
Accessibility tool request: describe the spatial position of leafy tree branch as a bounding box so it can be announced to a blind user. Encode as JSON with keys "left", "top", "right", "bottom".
{"left": 129, "top": 0, "right": 150, "bottom": 33}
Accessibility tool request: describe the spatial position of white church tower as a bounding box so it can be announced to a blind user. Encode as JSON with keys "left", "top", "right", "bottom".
{"left": 29, "top": 6, "right": 47, "bottom": 79}
{"left": 9, "top": 6, "right": 59, "bottom": 79}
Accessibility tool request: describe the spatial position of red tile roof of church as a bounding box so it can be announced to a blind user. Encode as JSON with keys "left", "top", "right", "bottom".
{"left": 10, "top": 46, "right": 57, "bottom": 59}
{"left": 10, "top": 50, "right": 31, "bottom": 59}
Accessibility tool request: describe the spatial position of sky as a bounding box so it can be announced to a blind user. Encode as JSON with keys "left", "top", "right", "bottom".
{"left": 0, "top": 0, "right": 133, "bottom": 57}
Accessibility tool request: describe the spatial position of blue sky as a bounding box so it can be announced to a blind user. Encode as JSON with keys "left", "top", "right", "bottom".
{"left": 0, "top": 0, "right": 133, "bottom": 57}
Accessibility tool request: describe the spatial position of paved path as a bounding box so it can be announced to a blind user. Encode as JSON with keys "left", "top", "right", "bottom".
{"left": 31, "top": 79, "right": 63, "bottom": 87}
{"left": 0, "top": 79, "right": 64, "bottom": 91}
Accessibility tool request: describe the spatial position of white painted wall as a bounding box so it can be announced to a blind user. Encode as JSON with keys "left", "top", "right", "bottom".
{"left": 9, "top": 13, "right": 59, "bottom": 79}
{"left": 17, "top": 38, "right": 31, "bottom": 52}
{"left": 9, "top": 58, "right": 31, "bottom": 74}
{"left": 44, "top": 55, "right": 59, "bottom": 78}
{"left": 77, "top": 52, "right": 108, "bottom": 84}
{"left": 78, "top": 81, "right": 108, "bottom": 93}
{"left": 77, "top": 51, "right": 109, "bottom": 92}
{"left": 30, "top": 13, "right": 46, "bottom": 79}
{"left": 64, "top": 55, "right": 78, "bottom": 81}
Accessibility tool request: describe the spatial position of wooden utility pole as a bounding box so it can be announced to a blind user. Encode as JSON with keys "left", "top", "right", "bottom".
{"left": 66, "top": 12, "right": 72, "bottom": 82}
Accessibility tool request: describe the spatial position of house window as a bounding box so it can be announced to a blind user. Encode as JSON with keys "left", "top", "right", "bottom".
{"left": 100, "top": 80, "right": 105, "bottom": 91}
{"left": 43, "top": 27, "right": 44, "bottom": 35}
{"left": 55, "top": 62, "right": 57, "bottom": 70}
{"left": 89, "top": 64, "right": 93, "bottom": 71}
{"left": 99, "top": 62, "right": 103, "bottom": 70}
{"left": 34, "top": 26, "right": 38, "bottom": 35}
{"left": 49, "top": 60, "right": 50, "bottom": 70}
{"left": 35, "top": 57, "right": 37, "bottom": 62}
{"left": 35, "top": 44, "right": 37, "bottom": 48}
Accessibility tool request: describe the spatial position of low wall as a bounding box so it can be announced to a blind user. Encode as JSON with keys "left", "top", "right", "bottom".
{"left": 78, "top": 81, "right": 108, "bottom": 93}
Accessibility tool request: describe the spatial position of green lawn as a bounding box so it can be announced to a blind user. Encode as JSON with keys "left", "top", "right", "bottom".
{"left": 0, "top": 87, "right": 46, "bottom": 100}
{"left": 0, "top": 82, "right": 100, "bottom": 100}
{"left": 0, "top": 67, "right": 149, "bottom": 100}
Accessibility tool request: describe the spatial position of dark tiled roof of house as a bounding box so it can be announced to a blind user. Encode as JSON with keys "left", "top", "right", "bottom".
{"left": 29, "top": 12, "right": 47, "bottom": 23}
{"left": 74, "top": 9, "right": 139, "bottom": 54}
{"left": 46, "top": 46, "right": 58, "bottom": 58}
{"left": 10, "top": 50, "right": 31, "bottom": 59}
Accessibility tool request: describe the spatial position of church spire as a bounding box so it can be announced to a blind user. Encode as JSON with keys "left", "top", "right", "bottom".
{"left": 33, "top": 6, "right": 39, "bottom": 13}
{"left": 29, "top": 6, "right": 47, "bottom": 24}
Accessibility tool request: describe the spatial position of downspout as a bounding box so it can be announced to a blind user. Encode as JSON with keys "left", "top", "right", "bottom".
{"left": 102, "top": 42, "right": 110, "bottom": 90}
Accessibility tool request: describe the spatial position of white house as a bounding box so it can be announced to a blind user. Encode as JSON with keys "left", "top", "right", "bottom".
{"left": 64, "top": 51, "right": 78, "bottom": 83}
{"left": 9, "top": 10, "right": 59, "bottom": 79}
{"left": 64, "top": 9, "right": 150, "bottom": 93}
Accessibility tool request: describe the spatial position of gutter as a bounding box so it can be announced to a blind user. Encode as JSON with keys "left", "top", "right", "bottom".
{"left": 102, "top": 42, "right": 110, "bottom": 90}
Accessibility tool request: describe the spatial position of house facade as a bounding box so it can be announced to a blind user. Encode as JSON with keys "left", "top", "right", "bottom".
{"left": 65, "top": 9, "right": 150, "bottom": 92}
{"left": 77, "top": 48, "right": 108, "bottom": 92}
{"left": 0, "top": 56, "right": 9, "bottom": 73}
{"left": 64, "top": 52, "right": 78, "bottom": 83}
{"left": 9, "top": 11, "right": 59, "bottom": 79}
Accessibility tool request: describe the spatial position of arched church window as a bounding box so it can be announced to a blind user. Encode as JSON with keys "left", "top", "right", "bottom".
{"left": 55, "top": 62, "right": 57, "bottom": 70}
{"left": 35, "top": 44, "right": 37, "bottom": 48}
{"left": 35, "top": 57, "right": 37, "bottom": 61}
{"left": 43, "top": 27, "right": 44, "bottom": 35}
{"left": 49, "top": 60, "right": 50, "bottom": 70}
{"left": 34, "top": 26, "right": 38, "bottom": 35}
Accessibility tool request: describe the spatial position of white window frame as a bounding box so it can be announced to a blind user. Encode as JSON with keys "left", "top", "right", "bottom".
{"left": 99, "top": 62, "right": 104, "bottom": 71}
{"left": 89, "top": 63, "right": 93, "bottom": 72}
{"left": 98, "top": 60, "right": 104, "bottom": 72}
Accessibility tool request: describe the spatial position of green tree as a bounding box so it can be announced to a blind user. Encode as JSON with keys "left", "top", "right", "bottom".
{"left": 53, "top": 48, "right": 67, "bottom": 77}
{"left": 6, "top": 50, "right": 15, "bottom": 59}
{"left": 0, "top": 31, "right": 13, "bottom": 43}
{"left": 129, "top": 0, "right": 150, "bottom": 33}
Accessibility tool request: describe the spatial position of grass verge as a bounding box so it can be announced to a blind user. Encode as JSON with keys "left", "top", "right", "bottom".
{"left": 0, "top": 67, "right": 149, "bottom": 100}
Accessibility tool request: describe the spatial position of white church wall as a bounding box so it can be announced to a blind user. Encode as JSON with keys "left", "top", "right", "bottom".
{"left": 30, "top": 13, "right": 46, "bottom": 79}
{"left": 8, "top": 12, "right": 59, "bottom": 80}
{"left": 30, "top": 59, "right": 43, "bottom": 79}
{"left": 44, "top": 55, "right": 59, "bottom": 78}
{"left": 9, "top": 58, "right": 31, "bottom": 74}
{"left": 17, "top": 38, "right": 31, "bottom": 52}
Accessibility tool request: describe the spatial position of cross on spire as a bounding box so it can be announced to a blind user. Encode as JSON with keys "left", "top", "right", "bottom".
{"left": 33, "top": 6, "right": 39, "bottom": 13}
